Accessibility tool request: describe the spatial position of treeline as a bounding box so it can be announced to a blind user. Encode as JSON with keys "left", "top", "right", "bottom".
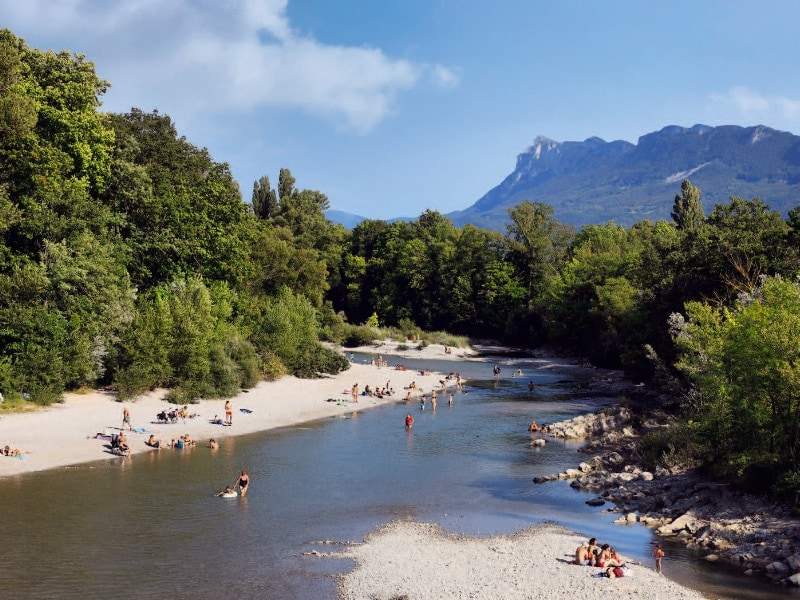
{"left": 2, "top": 30, "right": 800, "bottom": 500}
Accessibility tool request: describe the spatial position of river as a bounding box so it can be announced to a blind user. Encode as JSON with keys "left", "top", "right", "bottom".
{"left": 0, "top": 354, "right": 793, "bottom": 599}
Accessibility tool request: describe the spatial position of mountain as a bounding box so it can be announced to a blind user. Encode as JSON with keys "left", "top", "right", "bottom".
{"left": 447, "top": 124, "right": 800, "bottom": 230}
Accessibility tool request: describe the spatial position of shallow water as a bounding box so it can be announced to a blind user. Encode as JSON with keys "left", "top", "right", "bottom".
{"left": 0, "top": 356, "right": 795, "bottom": 599}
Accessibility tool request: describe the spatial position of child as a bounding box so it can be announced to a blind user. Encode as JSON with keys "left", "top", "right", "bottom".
{"left": 652, "top": 542, "right": 665, "bottom": 574}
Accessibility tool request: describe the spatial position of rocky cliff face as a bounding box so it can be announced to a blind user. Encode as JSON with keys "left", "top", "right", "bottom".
{"left": 448, "top": 124, "right": 800, "bottom": 230}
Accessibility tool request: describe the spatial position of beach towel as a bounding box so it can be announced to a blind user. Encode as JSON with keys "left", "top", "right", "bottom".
{"left": 240, "top": 408, "right": 253, "bottom": 414}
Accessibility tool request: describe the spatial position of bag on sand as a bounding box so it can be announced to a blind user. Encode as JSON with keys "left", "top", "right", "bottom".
{"left": 613, "top": 566, "right": 624, "bottom": 578}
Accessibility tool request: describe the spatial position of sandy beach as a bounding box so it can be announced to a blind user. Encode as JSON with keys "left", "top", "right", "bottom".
{"left": 0, "top": 343, "right": 466, "bottom": 478}
{"left": 335, "top": 521, "right": 706, "bottom": 600}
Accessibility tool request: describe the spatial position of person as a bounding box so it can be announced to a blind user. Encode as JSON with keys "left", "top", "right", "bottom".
{"left": 595, "top": 544, "right": 612, "bottom": 567}
{"left": 209, "top": 438, "right": 219, "bottom": 450}
{"left": 145, "top": 434, "right": 163, "bottom": 449}
{"left": 405, "top": 413, "right": 414, "bottom": 429}
{"left": 351, "top": 383, "right": 359, "bottom": 403}
{"left": 448, "top": 394, "right": 453, "bottom": 407}
{"left": 528, "top": 420, "right": 539, "bottom": 433}
{"left": 211, "top": 414, "right": 224, "bottom": 425}
{"left": 3, "top": 445, "right": 29, "bottom": 457}
{"left": 571, "top": 541, "right": 591, "bottom": 565}
{"left": 235, "top": 470, "right": 250, "bottom": 496}
{"left": 181, "top": 433, "right": 196, "bottom": 446}
{"left": 121, "top": 406, "right": 133, "bottom": 431}
{"left": 215, "top": 485, "right": 236, "bottom": 497}
{"left": 225, "top": 400, "right": 233, "bottom": 425}
{"left": 652, "top": 542, "right": 665, "bottom": 574}
{"left": 405, "top": 391, "right": 412, "bottom": 403}
{"left": 173, "top": 437, "right": 184, "bottom": 449}
{"left": 420, "top": 396, "right": 426, "bottom": 410}
{"left": 431, "top": 390, "right": 437, "bottom": 410}
{"left": 493, "top": 364, "right": 501, "bottom": 376}
{"left": 117, "top": 432, "right": 130, "bottom": 454}
{"left": 527, "top": 380, "right": 535, "bottom": 393}
{"left": 586, "top": 538, "right": 600, "bottom": 564}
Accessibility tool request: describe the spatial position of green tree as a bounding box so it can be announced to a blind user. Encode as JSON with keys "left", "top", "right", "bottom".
{"left": 671, "top": 179, "right": 704, "bottom": 231}
{"left": 252, "top": 175, "right": 278, "bottom": 220}
{"left": 673, "top": 276, "right": 800, "bottom": 498}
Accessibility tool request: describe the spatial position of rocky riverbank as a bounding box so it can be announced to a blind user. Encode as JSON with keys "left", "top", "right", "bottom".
{"left": 536, "top": 395, "right": 800, "bottom": 588}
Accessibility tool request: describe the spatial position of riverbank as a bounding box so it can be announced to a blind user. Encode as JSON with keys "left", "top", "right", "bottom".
{"left": 543, "top": 405, "right": 800, "bottom": 590}
{"left": 0, "top": 342, "right": 465, "bottom": 478}
{"left": 335, "top": 521, "right": 706, "bottom": 600}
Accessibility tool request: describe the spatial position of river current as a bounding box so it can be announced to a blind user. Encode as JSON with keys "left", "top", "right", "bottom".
{"left": 0, "top": 354, "right": 793, "bottom": 599}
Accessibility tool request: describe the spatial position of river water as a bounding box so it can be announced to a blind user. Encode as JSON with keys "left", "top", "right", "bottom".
{"left": 0, "top": 355, "right": 794, "bottom": 599}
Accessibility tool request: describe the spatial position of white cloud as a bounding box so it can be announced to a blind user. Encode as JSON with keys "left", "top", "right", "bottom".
{"left": 711, "top": 86, "right": 800, "bottom": 125}
{"left": 0, "top": 0, "right": 455, "bottom": 133}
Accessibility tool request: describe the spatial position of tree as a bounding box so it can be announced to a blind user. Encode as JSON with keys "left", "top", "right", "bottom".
{"left": 671, "top": 179, "right": 704, "bottom": 231}
{"left": 673, "top": 276, "right": 800, "bottom": 498}
{"left": 252, "top": 175, "right": 278, "bottom": 220}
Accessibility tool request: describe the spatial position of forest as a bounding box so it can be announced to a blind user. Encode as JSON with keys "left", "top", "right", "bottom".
{"left": 2, "top": 30, "right": 800, "bottom": 501}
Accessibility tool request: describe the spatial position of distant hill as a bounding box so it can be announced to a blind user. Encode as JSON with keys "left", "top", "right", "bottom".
{"left": 447, "top": 124, "right": 800, "bottom": 230}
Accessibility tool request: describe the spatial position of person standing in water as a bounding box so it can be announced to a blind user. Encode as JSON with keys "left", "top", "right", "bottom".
{"left": 235, "top": 470, "right": 250, "bottom": 496}
{"left": 405, "top": 414, "right": 414, "bottom": 429}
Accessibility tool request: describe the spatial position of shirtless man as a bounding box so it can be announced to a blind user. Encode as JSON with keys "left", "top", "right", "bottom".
{"left": 122, "top": 406, "right": 133, "bottom": 431}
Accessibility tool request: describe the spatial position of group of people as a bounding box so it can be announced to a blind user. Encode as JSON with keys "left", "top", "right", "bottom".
{"left": 527, "top": 420, "right": 548, "bottom": 436}
{"left": 145, "top": 433, "right": 203, "bottom": 449}
{"left": 215, "top": 470, "right": 250, "bottom": 497}
{"left": 570, "top": 537, "right": 665, "bottom": 576}
{"left": 571, "top": 537, "right": 627, "bottom": 577}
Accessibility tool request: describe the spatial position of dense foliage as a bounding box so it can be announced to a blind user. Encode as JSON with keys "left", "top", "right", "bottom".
{"left": 2, "top": 30, "right": 800, "bottom": 500}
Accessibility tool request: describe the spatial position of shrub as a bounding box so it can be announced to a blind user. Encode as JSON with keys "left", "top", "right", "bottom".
{"left": 342, "top": 324, "right": 378, "bottom": 347}
{"left": 636, "top": 422, "right": 698, "bottom": 469}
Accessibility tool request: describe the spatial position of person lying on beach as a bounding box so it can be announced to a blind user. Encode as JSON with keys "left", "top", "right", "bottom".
{"left": 145, "top": 434, "right": 164, "bottom": 449}
{"left": 211, "top": 415, "right": 224, "bottom": 425}
{"left": 3, "top": 445, "right": 30, "bottom": 457}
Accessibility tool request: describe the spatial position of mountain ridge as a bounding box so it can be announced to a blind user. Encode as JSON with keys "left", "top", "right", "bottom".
{"left": 326, "top": 124, "right": 800, "bottom": 231}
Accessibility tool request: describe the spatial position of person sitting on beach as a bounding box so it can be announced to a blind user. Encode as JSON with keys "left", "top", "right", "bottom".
{"left": 209, "top": 438, "right": 219, "bottom": 450}
{"left": 571, "top": 543, "right": 590, "bottom": 565}
{"left": 363, "top": 384, "right": 372, "bottom": 396}
{"left": 182, "top": 433, "right": 196, "bottom": 446}
{"left": 215, "top": 485, "right": 236, "bottom": 497}
{"left": 146, "top": 434, "right": 163, "bottom": 449}
{"left": 586, "top": 538, "right": 600, "bottom": 565}
{"left": 172, "top": 437, "right": 184, "bottom": 449}
{"left": 117, "top": 432, "right": 130, "bottom": 453}
{"left": 595, "top": 544, "right": 612, "bottom": 567}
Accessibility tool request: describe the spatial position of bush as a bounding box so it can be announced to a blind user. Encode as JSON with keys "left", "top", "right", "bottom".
{"left": 342, "top": 324, "right": 378, "bottom": 347}
{"left": 260, "top": 351, "right": 288, "bottom": 381}
{"left": 288, "top": 342, "right": 350, "bottom": 378}
{"left": 636, "top": 422, "right": 698, "bottom": 469}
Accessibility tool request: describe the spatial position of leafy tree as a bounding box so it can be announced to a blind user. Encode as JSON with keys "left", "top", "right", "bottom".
{"left": 671, "top": 179, "right": 704, "bottom": 231}
{"left": 252, "top": 175, "right": 278, "bottom": 220}
{"left": 673, "top": 276, "right": 800, "bottom": 498}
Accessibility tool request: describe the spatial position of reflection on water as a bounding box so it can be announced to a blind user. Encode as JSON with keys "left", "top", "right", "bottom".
{"left": 0, "top": 355, "right": 794, "bottom": 599}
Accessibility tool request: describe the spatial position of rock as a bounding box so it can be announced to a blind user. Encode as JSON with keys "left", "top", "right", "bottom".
{"left": 586, "top": 498, "right": 605, "bottom": 507}
{"left": 704, "top": 554, "right": 719, "bottom": 562}
{"left": 530, "top": 438, "right": 546, "bottom": 447}
{"left": 788, "top": 573, "right": 800, "bottom": 586}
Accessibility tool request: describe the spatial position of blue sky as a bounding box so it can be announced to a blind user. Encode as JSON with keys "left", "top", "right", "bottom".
{"left": 2, "top": 0, "right": 799, "bottom": 220}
